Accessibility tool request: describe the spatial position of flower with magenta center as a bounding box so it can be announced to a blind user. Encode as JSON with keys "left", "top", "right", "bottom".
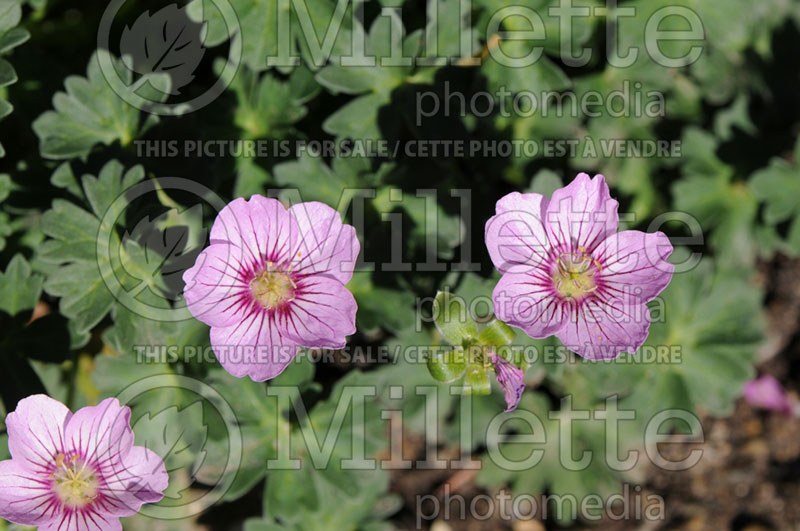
{"left": 486, "top": 173, "right": 675, "bottom": 360}
{"left": 182, "top": 195, "right": 360, "bottom": 381}
{"left": 0, "top": 394, "right": 167, "bottom": 531}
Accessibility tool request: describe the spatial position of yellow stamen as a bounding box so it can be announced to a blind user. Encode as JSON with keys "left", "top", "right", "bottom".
{"left": 552, "top": 252, "right": 599, "bottom": 300}
{"left": 250, "top": 265, "right": 296, "bottom": 309}
{"left": 52, "top": 454, "right": 99, "bottom": 508}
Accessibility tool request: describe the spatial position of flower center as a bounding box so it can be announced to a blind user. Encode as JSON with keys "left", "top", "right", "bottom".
{"left": 52, "top": 453, "right": 99, "bottom": 508}
{"left": 552, "top": 251, "right": 600, "bottom": 300}
{"left": 250, "top": 264, "right": 296, "bottom": 309}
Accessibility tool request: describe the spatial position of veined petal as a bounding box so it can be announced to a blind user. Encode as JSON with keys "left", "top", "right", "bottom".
{"left": 284, "top": 275, "right": 357, "bottom": 349}
{"left": 209, "top": 308, "right": 299, "bottom": 381}
{"left": 492, "top": 273, "right": 567, "bottom": 339}
{"left": 491, "top": 354, "right": 525, "bottom": 412}
{"left": 182, "top": 242, "right": 251, "bottom": 327}
{"left": 289, "top": 201, "right": 360, "bottom": 284}
{"left": 0, "top": 460, "right": 58, "bottom": 526}
{"left": 594, "top": 230, "right": 674, "bottom": 303}
{"left": 557, "top": 298, "right": 650, "bottom": 360}
{"left": 485, "top": 192, "right": 551, "bottom": 274}
{"left": 101, "top": 446, "right": 168, "bottom": 516}
{"left": 63, "top": 398, "right": 134, "bottom": 469}
{"left": 209, "top": 196, "right": 300, "bottom": 268}
{"left": 39, "top": 510, "right": 122, "bottom": 531}
{"left": 6, "top": 394, "right": 71, "bottom": 473}
{"left": 544, "top": 173, "right": 618, "bottom": 254}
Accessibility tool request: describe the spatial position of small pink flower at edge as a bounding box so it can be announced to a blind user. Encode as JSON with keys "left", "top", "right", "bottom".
{"left": 490, "top": 353, "right": 525, "bottom": 412}
{"left": 0, "top": 394, "right": 168, "bottom": 531}
{"left": 182, "top": 196, "right": 360, "bottom": 381}
{"left": 743, "top": 375, "right": 794, "bottom": 415}
{"left": 485, "top": 173, "right": 675, "bottom": 360}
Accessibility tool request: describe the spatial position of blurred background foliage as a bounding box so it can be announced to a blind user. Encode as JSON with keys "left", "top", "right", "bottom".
{"left": 1, "top": 0, "right": 799, "bottom": 528}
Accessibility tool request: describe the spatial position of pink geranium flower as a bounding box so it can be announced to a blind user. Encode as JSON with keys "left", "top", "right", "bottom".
{"left": 743, "top": 375, "right": 794, "bottom": 415}
{"left": 0, "top": 395, "right": 167, "bottom": 530}
{"left": 486, "top": 173, "right": 674, "bottom": 360}
{"left": 183, "top": 195, "right": 359, "bottom": 381}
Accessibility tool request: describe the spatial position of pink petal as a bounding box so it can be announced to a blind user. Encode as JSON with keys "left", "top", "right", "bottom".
{"left": 209, "top": 196, "right": 300, "bottom": 267}
{"left": 6, "top": 394, "right": 71, "bottom": 473}
{"left": 743, "top": 375, "right": 793, "bottom": 414}
{"left": 289, "top": 202, "right": 360, "bottom": 284}
{"left": 490, "top": 354, "right": 525, "bottom": 412}
{"left": 284, "top": 275, "right": 357, "bottom": 349}
{"left": 39, "top": 511, "right": 122, "bottom": 531}
{"left": 183, "top": 242, "right": 252, "bottom": 328}
{"left": 100, "top": 446, "right": 168, "bottom": 516}
{"left": 594, "top": 230, "right": 674, "bottom": 303}
{"left": 492, "top": 272, "right": 566, "bottom": 339}
{"left": 0, "top": 460, "right": 58, "bottom": 526}
{"left": 557, "top": 299, "right": 650, "bottom": 360}
{"left": 544, "top": 173, "right": 618, "bottom": 253}
{"left": 63, "top": 398, "right": 134, "bottom": 470}
{"left": 485, "top": 192, "right": 551, "bottom": 274}
{"left": 210, "top": 308, "right": 299, "bottom": 381}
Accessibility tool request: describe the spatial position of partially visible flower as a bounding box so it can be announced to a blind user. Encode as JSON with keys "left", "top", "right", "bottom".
{"left": 0, "top": 394, "right": 167, "bottom": 531}
{"left": 743, "top": 375, "right": 794, "bottom": 414}
{"left": 486, "top": 173, "right": 674, "bottom": 360}
{"left": 183, "top": 196, "right": 360, "bottom": 381}
{"left": 490, "top": 353, "right": 525, "bottom": 412}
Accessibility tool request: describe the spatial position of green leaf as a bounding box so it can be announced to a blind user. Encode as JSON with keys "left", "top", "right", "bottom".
{"left": 103, "top": 305, "right": 208, "bottom": 360}
{"left": 193, "top": 368, "right": 289, "bottom": 502}
{"left": 569, "top": 258, "right": 763, "bottom": 422}
{"left": 132, "top": 402, "right": 208, "bottom": 500}
{"left": 322, "top": 91, "right": 389, "bottom": 140}
{"left": 39, "top": 160, "right": 146, "bottom": 332}
{"left": 0, "top": 0, "right": 22, "bottom": 33}
{"left": 255, "top": 370, "right": 398, "bottom": 530}
{"left": 317, "top": 20, "right": 423, "bottom": 140}
{"left": 463, "top": 362, "right": 491, "bottom": 395}
{"left": 348, "top": 271, "right": 416, "bottom": 334}
{"left": 50, "top": 161, "right": 84, "bottom": 198}
{"left": 373, "top": 185, "right": 464, "bottom": 260}
{"left": 0, "top": 26, "right": 29, "bottom": 54}
{"left": 0, "top": 254, "right": 43, "bottom": 316}
{"left": 749, "top": 138, "right": 800, "bottom": 255}
{"left": 476, "top": 392, "right": 621, "bottom": 525}
{"left": 0, "top": 1, "right": 28, "bottom": 158}
{"left": 477, "top": 319, "right": 515, "bottom": 347}
{"left": 257, "top": 466, "right": 397, "bottom": 531}
{"left": 225, "top": 62, "right": 308, "bottom": 138}
{"left": 525, "top": 169, "right": 562, "bottom": 197}
{"left": 0, "top": 173, "right": 10, "bottom": 203}
{"left": 433, "top": 290, "right": 477, "bottom": 346}
{"left": 233, "top": 158, "right": 272, "bottom": 198}
{"left": 189, "top": 0, "right": 353, "bottom": 72}
{"left": 0, "top": 58, "right": 14, "bottom": 86}
{"left": 426, "top": 347, "right": 466, "bottom": 383}
{"left": 32, "top": 51, "right": 167, "bottom": 160}
{"left": 273, "top": 150, "right": 380, "bottom": 206}
{"left": 673, "top": 128, "right": 758, "bottom": 269}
